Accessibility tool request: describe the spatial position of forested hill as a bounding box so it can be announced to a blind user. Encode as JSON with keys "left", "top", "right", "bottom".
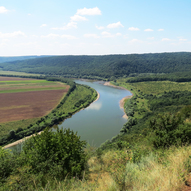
{"left": 1, "top": 52, "right": 191, "bottom": 79}
{"left": 0, "top": 55, "right": 51, "bottom": 64}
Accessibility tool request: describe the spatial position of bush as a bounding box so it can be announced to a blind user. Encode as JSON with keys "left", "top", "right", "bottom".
{"left": 150, "top": 113, "right": 191, "bottom": 148}
{"left": 23, "top": 128, "right": 87, "bottom": 180}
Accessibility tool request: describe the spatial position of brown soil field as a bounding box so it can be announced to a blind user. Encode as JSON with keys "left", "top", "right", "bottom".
{"left": 0, "top": 77, "right": 34, "bottom": 81}
{"left": 0, "top": 84, "right": 66, "bottom": 91}
{"left": 0, "top": 88, "right": 69, "bottom": 123}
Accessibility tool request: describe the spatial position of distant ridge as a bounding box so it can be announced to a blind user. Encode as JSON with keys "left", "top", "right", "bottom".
{"left": 0, "top": 52, "right": 191, "bottom": 79}
{"left": 0, "top": 55, "right": 50, "bottom": 63}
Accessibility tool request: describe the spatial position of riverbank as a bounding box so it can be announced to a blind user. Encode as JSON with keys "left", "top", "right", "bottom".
{"left": 3, "top": 131, "right": 42, "bottom": 149}
{"left": 103, "top": 81, "right": 133, "bottom": 119}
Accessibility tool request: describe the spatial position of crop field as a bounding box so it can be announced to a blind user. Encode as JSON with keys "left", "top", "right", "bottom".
{"left": 0, "top": 77, "right": 69, "bottom": 124}
{"left": 0, "top": 70, "right": 43, "bottom": 76}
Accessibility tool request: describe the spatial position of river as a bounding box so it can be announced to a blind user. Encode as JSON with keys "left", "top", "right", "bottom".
{"left": 57, "top": 80, "right": 132, "bottom": 147}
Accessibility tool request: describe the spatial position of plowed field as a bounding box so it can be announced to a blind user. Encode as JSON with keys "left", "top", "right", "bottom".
{"left": 0, "top": 77, "right": 69, "bottom": 123}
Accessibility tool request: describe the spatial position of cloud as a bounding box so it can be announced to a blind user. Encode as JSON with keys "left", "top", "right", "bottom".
{"left": 52, "top": 21, "right": 77, "bottom": 30}
{"left": 128, "top": 27, "right": 140, "bottom": 31}
{"left": 76, "top": 7, "right": 101, "bottom": 15}
{"left": 61, "top": 34, "right": 77, "bottom": 39}
{"left": 40, "top": 24, "right": 47, "bottom": 27}
{"left": 179, "top": 38, "right": 187, "bottom": 42}
{"left": 162, "top": 38, "right": 171, "bottom": 41}
{"left": 116, "top": 33, "right": 122, "bottom": 36}
{"left": 84, "top": 34, "right": 100, "bottom": 38}
{"left": 41, "top": 33, "right": 60, "bottom": 38}
{"left": 96, "top": 25, "right": 104, "bottom": 30}
{"left": 0, "top": 6, "right": 8, "bottom": 13}
{"left": 70, "top": 14, "right": 88, "bottom": 21}
{"left": 158, "top": 29, "right": 164, "bottom": 31}
{"left": 41, "top": 33, "right": 77, "bottom": 39}
{"left": 107, "top": 22, "right": 124, "bottom": 29}
{"left": 129, "top": 39, "right": 142, "bottom": 43}
{"left": 101, "top": 31, "right": 114, "bottom": 38}
{"left": 0, "top": 31, "right": 26, "bottom": 38}
{"left": 144, "top": 29, "right": 153, "bottom": 32}
{"left": 147, "top": 37, "right": 154, "bottom": 40}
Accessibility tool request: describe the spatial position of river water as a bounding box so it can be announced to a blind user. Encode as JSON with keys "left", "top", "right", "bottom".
{"left": 57, "top": 80, "right": 131, "bottom": 147}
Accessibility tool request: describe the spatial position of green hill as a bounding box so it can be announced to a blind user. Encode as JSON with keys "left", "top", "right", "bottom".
{"left": 1, "top": 52, "right": 191, "bottom": 79}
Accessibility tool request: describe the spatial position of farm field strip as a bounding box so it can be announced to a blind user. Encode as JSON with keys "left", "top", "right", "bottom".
{"left": 0, "top": 77, "right": 70, "bottom": 124}
{"left": 0, "top": 71, "right": 43, "bottom": 76}
{"left": 0, "top": 80, "right": 51, "bottom": 84}
{"left": 0, "top": 86, "right": 67, "bottom": 94}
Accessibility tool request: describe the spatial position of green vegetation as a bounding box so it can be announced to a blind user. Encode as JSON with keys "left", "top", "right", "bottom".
{"left": 0, "top": 56, "right": 48, "bottom": 63}
{"left": 0, "top": 70, "right": 43, "bottom": 76}
{"left": 0, "top": 128, "right": 88, "bottom": 190}
{"left": 1, "top": 52, "right": 191, "bottom": 80}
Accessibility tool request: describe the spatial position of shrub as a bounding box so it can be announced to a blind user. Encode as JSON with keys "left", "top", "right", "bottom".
{"left": 23, "top": 128, "right": 87, "bottom": 180}
{"left": 150, "top": 113, "right": 191, "bottom": 148}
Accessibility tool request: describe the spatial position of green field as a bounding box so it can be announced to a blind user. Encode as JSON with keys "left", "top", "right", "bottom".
{"left": 0, "top": 70, "right": 43, "bottom": 76}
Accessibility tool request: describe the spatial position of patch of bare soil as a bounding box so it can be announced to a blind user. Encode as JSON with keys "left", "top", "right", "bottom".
{"left": 0, "top": 88, "right": 69, "bottom": 123}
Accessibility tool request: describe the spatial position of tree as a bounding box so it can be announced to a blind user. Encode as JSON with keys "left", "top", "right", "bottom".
{"left": 23, "top": 128, "right": 87, "bottom": 180}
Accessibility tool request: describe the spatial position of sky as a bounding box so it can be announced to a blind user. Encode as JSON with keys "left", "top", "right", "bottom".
{"left": 0, "top": 0, "right": 191, "bottom": 56}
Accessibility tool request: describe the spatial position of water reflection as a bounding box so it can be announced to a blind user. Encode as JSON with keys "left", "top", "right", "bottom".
{"left": 86, "top": 102, "right": 102, "bottom": 110}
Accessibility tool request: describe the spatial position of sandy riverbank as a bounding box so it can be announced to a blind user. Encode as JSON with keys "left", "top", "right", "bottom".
{"left": 103, "top": 81, "right": 133, "bottom": 119}
{"left": 94, "top": 91, "right": 100, "bottom": 103}
{"left": 3, "top": 131, "right": 42, "bottom": 149}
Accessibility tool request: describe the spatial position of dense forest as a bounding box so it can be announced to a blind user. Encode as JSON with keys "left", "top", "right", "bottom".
{"left": 0, "top": 56, "right": 49, "bottom": 64}
{"left": 1, "top": 52, "right": 191, "bottom": 79}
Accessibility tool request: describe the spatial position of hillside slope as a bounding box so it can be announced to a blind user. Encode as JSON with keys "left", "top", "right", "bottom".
{"left": 1, "top": 52, "right": 191, "bottom": 78}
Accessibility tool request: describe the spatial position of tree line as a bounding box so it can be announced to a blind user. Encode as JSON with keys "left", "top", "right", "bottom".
{"left": 1, "top": 52, "right": 191, "bottom": 80}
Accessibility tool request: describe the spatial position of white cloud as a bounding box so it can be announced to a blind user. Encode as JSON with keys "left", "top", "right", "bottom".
{"left": 107, "top": 22, "right": 124, "bottom": 29}
{"left": 65, "top": 21, "right": 77, "bottom": 29}
{"left": 61, "top": 34, "right": 77, "bottom": 40}
{"left": 84, "top": 34, "right": 100, "bottom": 38}
{"left": 147, "top": 37, "right": 154, "bottom": 40}
{"left": 162, "top": 38, "right": 171, "bottom": 41}
{"left": 96, "top": 25, "right": 104, "bottom": 30}
{"left": 70, "top": 14, "right": 88, "bottom": 21}
{"left": 179, "top": 38, "right": 187, "bottom": 42}
{"left": 129, "top": 39, "right": 142, "bottom": 43}
{"left": 28, "top": 13, "right": 31, "bottom": 16}
{"left": 116, "top": 33, "right": 122, "bottom": 36}
{"left": 41, "top": 33, "right": 60, "bottom": 38}
{"left": 158, "top": 29, "right": 164, "bottom": 31}
{"left": 101, "top": 31, "right": 114, "bottom": 38}
{"left": 128, "top": 27, "right": 140, "bottom": 31}
{"left": 144, "top": 29, "right": 153, "bottom": 32}
{"left": 41, "top": 33, "right": 77, "bottom": 40}
{"left": 52, "top": 21, "right": 77, "bottom": 30}
{"left": 0, "top": 6, "right": 8, "bottom": 13}
{"left": 40, "top": 24, "right": 47, "bottom": 27}
{"left": 76, "top": 7, "right": 101, "bottom": 15}
{"left": 0, "top": 31, "right": 26, "bottom": 38}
